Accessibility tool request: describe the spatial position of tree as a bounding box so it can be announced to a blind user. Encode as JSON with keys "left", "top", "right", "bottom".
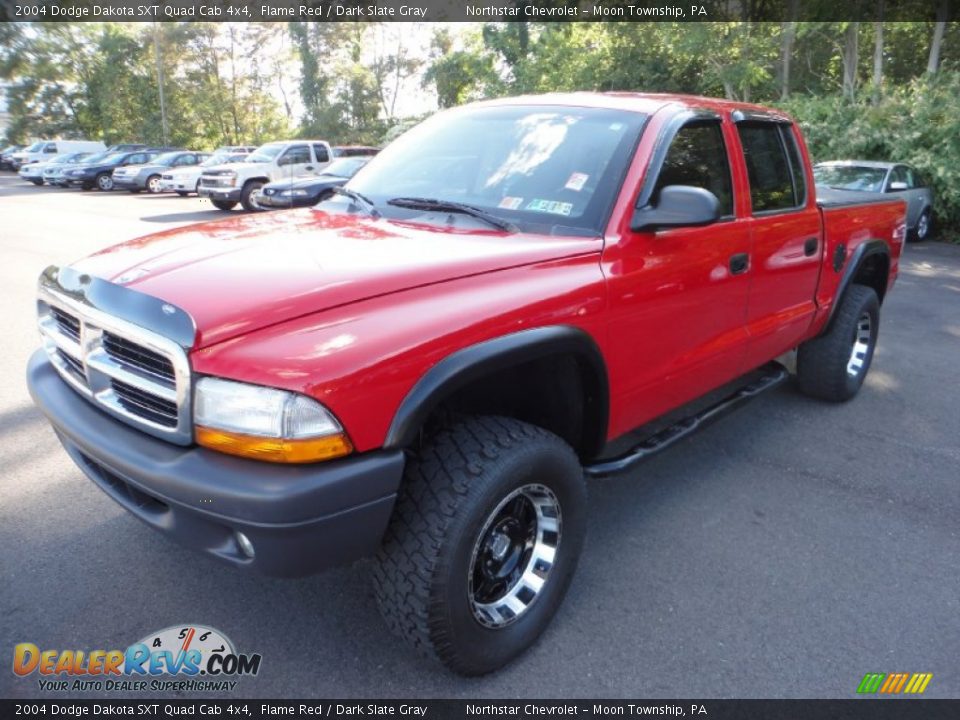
{"left": 926, "top": 0, "right": 950, "bottom": 75}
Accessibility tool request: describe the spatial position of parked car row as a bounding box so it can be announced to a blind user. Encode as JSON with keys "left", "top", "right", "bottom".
{"left": 6, "top": 138, "right": 378, "bottom": 213}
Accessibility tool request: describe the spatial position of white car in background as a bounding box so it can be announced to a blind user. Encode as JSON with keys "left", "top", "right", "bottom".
{"left": 199, "top": 140, "right": 334, "bottom": 211}
{"left": 18, "top": 152, "right": 94, "bottom": 185}
{"left": 159, "top": 152, "right": 249, "bottom": 196}
{"left": 9, "top": 139, "right": 105, "bottom": 170}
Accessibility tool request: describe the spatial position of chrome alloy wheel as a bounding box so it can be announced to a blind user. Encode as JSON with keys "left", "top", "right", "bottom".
{"left": 846, "top": 312, "right": 872, "bottom": 378}
{"left": 147, "top": 176, "right": 161, "bottom": 193}
{"left": 916, "top": 212, "right": 929, "bottom": 240}
{"left": 468, "top": 484, "right": 561, "bottom": 629}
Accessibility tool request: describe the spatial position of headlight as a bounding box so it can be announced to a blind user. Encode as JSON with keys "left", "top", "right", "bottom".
{"left": 281, "top": 189, "right": 309, "bottom": 197}
{"left": 194, "top": 377, "right": 352, "bottom": 463}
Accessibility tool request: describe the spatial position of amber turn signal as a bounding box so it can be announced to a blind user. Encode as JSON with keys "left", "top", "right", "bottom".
{"left": 196, "top": 426, "right": 353, "bottom": 464}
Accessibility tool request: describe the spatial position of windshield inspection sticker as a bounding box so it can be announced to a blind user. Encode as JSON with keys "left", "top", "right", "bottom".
{"left": 498, "top": 196, "right": 524, "bottom": 210}
{"left": 565, "top": 172, "right": 589, "bottom": 192}
{"left": 526, "top": 199, "right": 573, "bottom": 216}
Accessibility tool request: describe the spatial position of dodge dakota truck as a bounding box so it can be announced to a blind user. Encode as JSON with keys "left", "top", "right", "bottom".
{"left": 28, "top": 93, "right": 906, "bottom": 676}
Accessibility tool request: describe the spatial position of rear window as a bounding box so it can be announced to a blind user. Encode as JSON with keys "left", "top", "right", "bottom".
{"left": 737, "top": 122, "right": 804, "bottom": 212}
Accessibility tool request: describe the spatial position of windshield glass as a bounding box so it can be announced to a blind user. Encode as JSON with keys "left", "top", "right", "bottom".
{"left": 100, "top": 153, "right": 126, "bottom": 164}
{"left": 151, "top": 152, "right": 182, "bottom": 166}
{"left": 79, "top": 151, "right": 111, "bottom": 164}
{"left": 814, "top": 165, "right": 887, "bottom": 192}
{"left": 322, "top": 158, "right": 368, "bottom": 178}
{"left": 52, "top": 153, "right": 85, "bottom": 164}
{"left": 25, "top": 141, "right": 45, "bottom": 152}
{"left": 246, "top": 144, "right": 284, "bottom": 163}
{"left": 346, "top": 104, "right": 646, "bottom": 232}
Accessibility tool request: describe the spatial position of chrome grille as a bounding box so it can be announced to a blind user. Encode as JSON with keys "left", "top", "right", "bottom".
{"left": 37, "top": 289, "right": 192, "bottom": 445}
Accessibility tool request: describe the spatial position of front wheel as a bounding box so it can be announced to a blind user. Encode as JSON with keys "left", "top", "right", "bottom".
{"left": 146, "top": 175, "right": 162, "bottom": 194}
{"left": 96, "top": 173, "right": 113, "bottom": 191}
{"left": 30, "top": 179, "right": 43, "bottom": 186}
{"left": 240, "top": 180, "right": 266, "bottom": 211}
{"left": 373, "top": 415, "right": 586, "bottom": 676}
{"left": 211, "top": 199, "right": 238, "bottom": 211}
{"left": 797, "top": 284, "right": 879, "bottom": 402}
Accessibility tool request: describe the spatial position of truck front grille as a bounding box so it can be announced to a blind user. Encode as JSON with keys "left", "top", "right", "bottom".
{"left": 38, "top": 292, "right": 192, "bottom": 445}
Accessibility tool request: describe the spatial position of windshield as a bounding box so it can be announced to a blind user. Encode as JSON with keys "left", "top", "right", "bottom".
{"left": 100, "top": 153, "right": 126, "bottom": 164}
{"left": 25, "top": 141, "right": 45, "bottom": 152}
{"left": 346, "top": 104, "right": 646, "bottom": 232}
{"left": 322, "top": 158, "right": 368, "bottom": 178}
{"left": 814, "top": 165, "right": 888, "bottom": 192}
{"left": 246, "top": 144, "right": 284, "bottom": 163}
{"left": 52, "top": 153, "right": 86, "bottom": 164}
{"left": 79, "top": 151, "right": 111, "bottom": 164}
{"left": 150, "top": 152, "right": 182, "bottom": 167}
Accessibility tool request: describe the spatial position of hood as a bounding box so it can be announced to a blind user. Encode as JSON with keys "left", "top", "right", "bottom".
{"left": 70, "top": 209, "right": 601, "bottom": 349}
{"left": 264, "top": 175, "right": 345, "bottom": 192}
{"left": 202, "top": 161, "right": 267, "bottom": 174}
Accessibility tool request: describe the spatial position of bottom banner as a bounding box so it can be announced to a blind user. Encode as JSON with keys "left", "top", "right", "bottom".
{"left": 3, "top": 699, "right": 959, "bottom": 720}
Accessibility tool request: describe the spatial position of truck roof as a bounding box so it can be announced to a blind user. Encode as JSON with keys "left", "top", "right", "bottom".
{"left": 476, "top": 91, "right": 795, "bottom": 119}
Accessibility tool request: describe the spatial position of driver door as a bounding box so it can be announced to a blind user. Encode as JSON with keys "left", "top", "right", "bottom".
{"left": 276, "top": 144, "right": 313, "bottom": 179}
{"left": 603, "top": 117, "right": 752, "bottom": 433}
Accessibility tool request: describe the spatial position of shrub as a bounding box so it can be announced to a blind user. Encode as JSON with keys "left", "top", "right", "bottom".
{"left": 780, "top": 72, "right": 960, "bottom": 241}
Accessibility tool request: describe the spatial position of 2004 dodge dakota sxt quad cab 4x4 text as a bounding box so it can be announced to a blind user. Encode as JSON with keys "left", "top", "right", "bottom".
{"left": 28, "top": 93, "right": 906, "bottom": 676}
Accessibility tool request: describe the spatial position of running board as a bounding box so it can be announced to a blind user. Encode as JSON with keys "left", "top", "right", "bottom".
{"left": 583, "top": 363, "right": 789, "bottom": 478}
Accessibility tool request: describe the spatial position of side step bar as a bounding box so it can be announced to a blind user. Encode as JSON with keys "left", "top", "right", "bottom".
{"left": 583, "top": 362, "right": 789, "bottom": 478}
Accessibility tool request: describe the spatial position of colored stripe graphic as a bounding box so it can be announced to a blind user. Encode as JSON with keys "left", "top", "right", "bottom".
{"left": 857, "top": 672, "right": 932, "bottom": 694}
{"left": 857, "top": 673, "right": 885, "bottom": 693}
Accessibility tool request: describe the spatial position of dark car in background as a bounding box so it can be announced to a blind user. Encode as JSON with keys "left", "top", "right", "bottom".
{"left": 63, "top": 149, "right": 169, "bottom": 191}
{"left": 0, "top": 145, "right": 24, "bottom": 170}
{"left": 104, "top": 143, "right": 148, "bottom": 153}
{"left": 259, "top": 157, "right": 372, "bottom": 209}
{"left": 814, "top": 160, "right": 935, "bottom": 241}
{"left": 111, "top": 150, "right": 210, "bottom": 193}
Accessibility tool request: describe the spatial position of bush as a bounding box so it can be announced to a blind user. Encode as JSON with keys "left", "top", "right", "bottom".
{"left": 780, "top": 72, "right": 960, "bottom": 241}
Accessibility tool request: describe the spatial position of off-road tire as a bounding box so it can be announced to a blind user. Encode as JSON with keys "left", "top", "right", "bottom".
{"left": 373, "top": 415, "right": 586, "bottom": 676}
{"left": 797, "top": 284, "right": 879, "bottom": 402}
{"left": 211, "top": 199, "right": 237, "bottom": 211}
{"left": 240, "top": 180, "right": 265, "bottom": 212}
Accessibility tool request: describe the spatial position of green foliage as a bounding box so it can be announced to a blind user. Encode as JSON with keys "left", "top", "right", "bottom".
{"left": 781, "top": 71, "right": 960, "bottom": 239}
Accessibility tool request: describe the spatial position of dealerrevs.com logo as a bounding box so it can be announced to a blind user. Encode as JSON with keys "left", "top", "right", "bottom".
{"left": 12, "top": 625, "right": 261, "bottom": 693}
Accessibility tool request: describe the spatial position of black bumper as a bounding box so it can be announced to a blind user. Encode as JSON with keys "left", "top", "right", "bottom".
{"left": 27, "top": 350, "right": 405, "bottom": 577}
{"left": 198, "top": 186, "right": 241, "bottom": 202}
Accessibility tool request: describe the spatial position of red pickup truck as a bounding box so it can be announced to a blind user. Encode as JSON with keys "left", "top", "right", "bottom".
{"left": 28, "top": 93, "right": 905, "bottom": 676}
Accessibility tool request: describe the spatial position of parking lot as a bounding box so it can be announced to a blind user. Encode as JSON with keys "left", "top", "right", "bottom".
{"left": 1, "top": 173, "right": 958, "bottom": 699}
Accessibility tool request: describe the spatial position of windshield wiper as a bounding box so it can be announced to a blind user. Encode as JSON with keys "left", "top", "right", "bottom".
{"left": 332, "top": 186, "right": 380, "bottom": 218}
{"left": 387, "top": 197, "right": 517, "bottom": 233}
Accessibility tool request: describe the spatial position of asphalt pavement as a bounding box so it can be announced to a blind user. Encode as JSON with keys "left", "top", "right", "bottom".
{"left": 1, "top": 174, "right": 958, "bottom": 699}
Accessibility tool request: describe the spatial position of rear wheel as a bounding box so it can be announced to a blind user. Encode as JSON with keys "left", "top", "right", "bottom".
{"left": 797, "top": 284, "right": 879, "bottom": 402}
{"left": 211, "top": 199, "right": 237, "bottom": 211}
{"left": 913, "top": 209, "right": 931, "bottom": 242}
{"left": 240, "top": 180, "right": 266, "bottom": 211}
{"left": 373, "top": 415, "right": 586, "bottom": 676}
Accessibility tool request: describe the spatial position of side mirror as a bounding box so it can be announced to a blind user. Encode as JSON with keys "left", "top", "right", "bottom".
{"left": 888, "top": 181, "right": 908, "bottom": 191}
{"left": 631, "top": 185, "right": 721, "bottom": 232}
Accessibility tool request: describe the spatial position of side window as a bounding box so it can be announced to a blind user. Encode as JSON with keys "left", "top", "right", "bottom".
{"left": 737, "top": 122, "right": 802, "bottom": 212}
{"left": 176, "top": 155, "right": 196, "bottom": 166}
{"left": 887, "top": 166, "right": 907, "bottom": 190}
{"left": 44, "top": 143, "right": 58, "bottom": 153}
{"left": 279, "top": 145, "right": 310, "bottom": 165}
{"left": 781, "top": 126, "right": 807, "bottom": 206}
{"left": 312, "top": 144, "right": 330, "bottom": 163}
{"left": 652, "top": 121, "right": 734, "bottom": 217}
{"left": 904, "top": 167, "right": 917, "bottom": 188}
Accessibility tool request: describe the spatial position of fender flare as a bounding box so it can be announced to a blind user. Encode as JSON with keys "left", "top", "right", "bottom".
{"left": 822, "top": 239, "right": 890, "bottom": 335}
{"left": 384, "top": 325, "right": 609, "bottom": 458}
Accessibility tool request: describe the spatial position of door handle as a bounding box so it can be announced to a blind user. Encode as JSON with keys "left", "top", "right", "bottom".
{"left": 729, "top": 253, "right": 749, "bottom": 275}
{"left": 803, "top": 237, "right": 819, "bottom": 256}
{"left": 305, "top": 165, "right": 314, "bottom": 171}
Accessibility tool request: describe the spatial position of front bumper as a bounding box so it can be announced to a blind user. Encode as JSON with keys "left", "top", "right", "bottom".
{"left": 112, "top": 176, "right": 145, "bottom": 190}
{"left": 27, "top": 350, "right": 405, "bottom": 577}
{"left": 258, "top": 193, "right": 297, "bottom": 208}
{"left": 65, "top": 175, "right": 94, "bottom": 186}
{"left": 198, "top": 185, "right": 241, "bottom": 202}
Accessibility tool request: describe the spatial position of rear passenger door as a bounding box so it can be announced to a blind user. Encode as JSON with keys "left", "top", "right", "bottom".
{"left": 312, "top": 144, "right": 331, "bottom": 172}
{"left": 734, "top": 120, "right": 823, "bottom": 367}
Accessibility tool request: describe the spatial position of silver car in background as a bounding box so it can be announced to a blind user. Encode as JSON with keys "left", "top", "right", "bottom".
{"left": 814, "top": 160, "right": 935, "bottom": 241}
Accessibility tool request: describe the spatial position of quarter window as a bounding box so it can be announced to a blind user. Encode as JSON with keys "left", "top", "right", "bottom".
{"left": 280, "top": 145, "right": 310, "bottom": 165}
{"left": 312, "top": 144, "right": 330, "bottom": 163}
{"left": 653, "top": 121, "right": 734, "bottom": 217}
{"left": 737, "top": 122, "right": 805, "bottom": 212}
